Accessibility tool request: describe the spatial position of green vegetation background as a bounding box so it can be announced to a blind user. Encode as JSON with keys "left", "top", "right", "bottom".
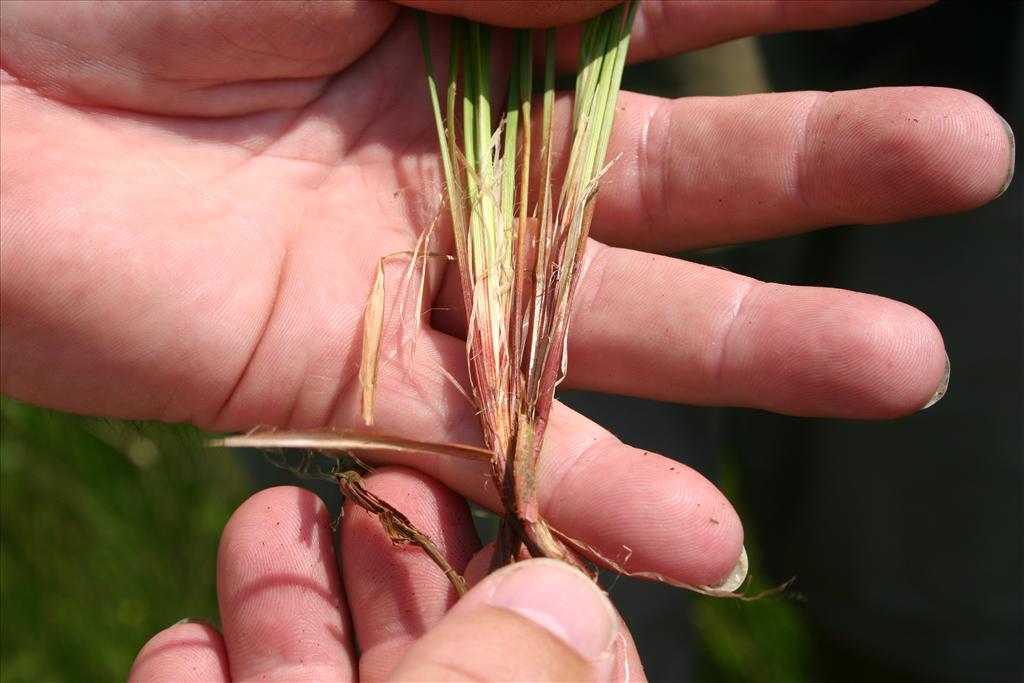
{"left": 0, "top": 398, "right": 249, "bottom": 680}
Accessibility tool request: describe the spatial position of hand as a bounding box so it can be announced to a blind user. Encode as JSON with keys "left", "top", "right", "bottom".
{"left": 0, "top": 0, "right": 1012, "bottom": 611}
{"left": 128, "top": 474, "right": 642, "bottom": 682}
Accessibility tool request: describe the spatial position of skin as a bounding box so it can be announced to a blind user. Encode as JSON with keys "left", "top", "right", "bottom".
{"left": 0, "top": 1, "right": 1012, "bottom": 680}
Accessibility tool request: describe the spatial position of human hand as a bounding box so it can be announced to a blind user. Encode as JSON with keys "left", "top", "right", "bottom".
{"left": 1, "top": 0, "right": 1013, "bottom": 599}
{"left": 128, "top": 473, "right": 642, "bottom": 682}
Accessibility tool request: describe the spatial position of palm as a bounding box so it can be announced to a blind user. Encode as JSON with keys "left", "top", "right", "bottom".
{"left": 3, "top": 6, "right": 464, "bottom": 433}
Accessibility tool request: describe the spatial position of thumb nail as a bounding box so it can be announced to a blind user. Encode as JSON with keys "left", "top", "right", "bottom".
{"left": 461, "top": 558, "right": 617, "bottom": 672}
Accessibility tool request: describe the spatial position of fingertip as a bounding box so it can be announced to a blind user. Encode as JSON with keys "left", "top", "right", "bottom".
{"left": 805, "top": 87, "right": 1015, "bottom": 223}
{"left": 216, "top": 486, "right": 355, "bottom": 682}
{"left": 895, "top": 304, "right": 949, "bottom": 415}
{"left": 541, "top": 407, "right": 746, "bottom": 588}
{"left": 217, "top": 486, "right": 332, "bottom": 575}
{"left": 823, "top": 293, "right": 948, "bottom": 418}
{"left": 128, "top": 621, "right": 229, "bottom": 683}
{"left": 627, "top": 465, "right": 746, "bottom": 588}
{"left": 725, "top": 285, "right": 948, "bottom": 419}
{"left": 930, "top": 90, "right": 1015, "bottom": 208}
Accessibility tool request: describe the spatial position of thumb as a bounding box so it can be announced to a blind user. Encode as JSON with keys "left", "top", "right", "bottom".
{"left": 388, "top": 559, "right": 618, "bottom": 682}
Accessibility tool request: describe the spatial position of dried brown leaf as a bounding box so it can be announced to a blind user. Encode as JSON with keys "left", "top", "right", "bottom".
{"left": 360, "top": 259, "right": 386, "bottom": 426}
{"left": 338, "top": 470, "right": 467, "bottom": 595}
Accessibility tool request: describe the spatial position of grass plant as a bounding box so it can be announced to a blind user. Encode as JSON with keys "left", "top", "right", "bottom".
{"left": 415, "top": 3, "right": 638, "bottom": 572}
{"left": 223, "top": 3, "right": 641, "bottom": 589}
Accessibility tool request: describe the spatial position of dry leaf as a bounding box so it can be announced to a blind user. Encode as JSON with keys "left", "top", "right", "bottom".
{"left": 359, "top": 259, "right": 386, "bottom": 426}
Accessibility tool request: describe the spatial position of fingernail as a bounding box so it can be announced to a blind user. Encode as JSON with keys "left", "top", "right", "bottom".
{"left": 921, "top": 354, "right": 950, "bottom": 410}
{"left": 706, "top": 545, "right": 748, "bottom": 593}
{"left": 173, "top": 618, "right": 216, "bottom": 628}
{"left": 468, "top": 559, "right": 617, "bottom": 666}
{"left": 995, "top": 113, "right": 1015, "bottom": 199}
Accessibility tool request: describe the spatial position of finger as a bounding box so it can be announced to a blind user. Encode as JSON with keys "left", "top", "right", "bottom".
{"left": 128, "top": 621, "right": 230, "bottom": 683}
{"left": 431, "top": 234, "right": 947, "bottom": 418}
{"left": 415, "top": 86, "right": 1009, "bottom": 253}
{"left": 217, "top": 487, "right": 356, "bottom": 682}
{"left": 593, "top": 88, "right": 1013, "bottom": 251}
{"left": 0, "top": 1, "right": 399, "bottom": 115}
{"left": 565, "top": 242, "right": 949, "bottom": 418}
{"left": 330, "top": 328, "right": 745, "bottom": 589}
{"left": 534, "top": 401, "right": 745, "bottom": 587}
{"left": 340, "top": 467, "right": 480, "bottom": 682}
{"left": 388, "top": 559, "right": 620, "bottom": 682}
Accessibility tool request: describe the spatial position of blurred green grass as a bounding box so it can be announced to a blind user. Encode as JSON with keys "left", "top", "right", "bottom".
{"left": 0, "top": 397, "right": 249, "bottom": 681}
{"left": 1, "top": 397, "right": 809, "bottom": 682}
